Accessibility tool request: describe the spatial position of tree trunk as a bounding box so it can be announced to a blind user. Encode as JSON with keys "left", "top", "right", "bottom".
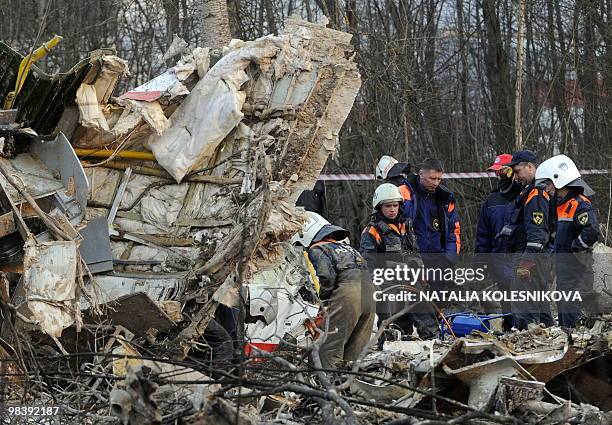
{"left": 202, "top": 0, "right": 232, "bottom": 49}
{"left": 480, "top": 0, "right": 515, "bottom": 151}
{"left": 264, "top": 0, "right": 278, "bottom": 35}
{"left": 163, "top": 0, "right": 180, "bottom": 48}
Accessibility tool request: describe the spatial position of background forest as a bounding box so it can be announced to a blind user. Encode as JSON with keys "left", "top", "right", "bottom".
{"left": 1, "top": 0, "right": 611, "bottom": 248}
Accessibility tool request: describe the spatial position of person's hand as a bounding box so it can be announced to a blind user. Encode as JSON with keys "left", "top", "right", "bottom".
{"left": 516, "top": 260, "right": 535, "bottom": 281}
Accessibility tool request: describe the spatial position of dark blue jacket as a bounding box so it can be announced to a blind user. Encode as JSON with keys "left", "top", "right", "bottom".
{"left": 500, "top": 181, "right": 552, "bottom": 256}
{"left": 553, "top": 191, "right": 599, "bottom": 254}
{"left": 400, "top": 175, "right": 460, "bottom": 261}
{"left": 308, "top": 235, "right": 367, "bottom": 300}
{"left": 475, "top": 183, "right": 521, "bottom": 254}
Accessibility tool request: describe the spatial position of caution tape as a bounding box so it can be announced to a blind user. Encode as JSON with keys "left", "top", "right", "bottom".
{"left": 319, "top": 169, "right": 609, "bottom": 181}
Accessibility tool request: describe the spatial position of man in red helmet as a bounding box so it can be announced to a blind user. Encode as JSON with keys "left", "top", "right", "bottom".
{"left": 475, "top": 154, "right": 522, "bottom": 330}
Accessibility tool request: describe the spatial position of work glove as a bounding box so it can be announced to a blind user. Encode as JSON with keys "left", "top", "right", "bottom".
{"left": 495, "top": 225, "right": 514, "bottom": 239}
{"left": 516, "top": 260, "right": 535, "bottom": 281}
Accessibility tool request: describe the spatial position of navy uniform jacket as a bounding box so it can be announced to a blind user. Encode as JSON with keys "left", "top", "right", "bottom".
{"left": 502, "top": 182, "right": 552, "bottom": 255}
{"left": 475, "top": 184, "right": 521, "bottom": 254}
{"left": 553, "top": 191, "right": 599, "bottom": 254}
{"left": 402, "top": 175, "right": 461, "bottom": 260}
{"left": 308, "top": 239, "right": 367, "bottom": 300}
{"left": 553, "top": 190, "right": 599, "bottom": 289}
{"left": 475, "top": 183, "right": 521, "bottom": 282}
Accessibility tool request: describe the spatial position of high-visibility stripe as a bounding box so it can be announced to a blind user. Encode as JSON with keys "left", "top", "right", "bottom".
{"left": 368, "top": 227, "right": 382, "bottom": 244}
{"left": 387, "top": 223, "right": 405, "bottom": 235}
{"left": 448, "top": 201, "right": 455, "bottom": 213}
{"left": 303, "top": 251, "right": 320, "bottom": 294}
{"left": 453, "top": 222, "right": 461, "bottom": 253}
{"left": 525, "top": 188, "right": 549, "bottom": 205}
{"left": 398, "top": 184, "right": 412, "bottom": 200}
{"left": 557, "top": 198, "right": 579, "bottom": 220}
{"left": 309, "top": 239, "right": 337, "bottom": 249}
{"left": 318, "top": 169, "right": 608, "bottom": 181}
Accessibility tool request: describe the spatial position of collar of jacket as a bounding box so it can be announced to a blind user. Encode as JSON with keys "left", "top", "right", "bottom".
{"left": 516, "top": 180, "right": 538, "bottom": 204}
{"left": 556, "top": 187, "right": 584, "bottom": 205}
{"left": 310, "top": 238, "right": 340, "bottom": 248}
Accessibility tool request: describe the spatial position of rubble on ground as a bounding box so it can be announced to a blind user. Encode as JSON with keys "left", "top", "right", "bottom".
{"left": 0, "top": 18, "right": 612, "bottom": 425}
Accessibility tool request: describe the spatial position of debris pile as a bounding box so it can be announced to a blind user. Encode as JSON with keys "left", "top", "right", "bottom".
{"left": 1, "top": 19, "right": 612, "bottom": 425}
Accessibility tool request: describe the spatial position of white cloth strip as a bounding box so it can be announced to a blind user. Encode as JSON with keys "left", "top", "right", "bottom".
{"left": 318, "top": 169, "right": 609, "bottom": 181}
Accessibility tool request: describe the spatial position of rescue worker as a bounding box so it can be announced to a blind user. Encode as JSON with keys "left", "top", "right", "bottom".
{"left": 408, "top": 159, "right": 461, "bottom": 262}
{"left": 498, "top": 150, "right": 555, "bottom": 330}
{"left": 360, "top": 183, "right": 436, "bottom": 338}
{"left": 475, "top": 154, "right": 522, "bottom": 330}
{"left": 375, "top": 155, "right": 413, "bottom": 217}
{"left": 296, "top": 180, "right": 327, "bottom": 218}
{"left": 293, "top": 211, "right": 375, "bottom": 368}
{"left": 360, "top": 183, "right": 418, "bottom": 255}
{"left": 535, "top": 155, "right": 599, "bottom": 327}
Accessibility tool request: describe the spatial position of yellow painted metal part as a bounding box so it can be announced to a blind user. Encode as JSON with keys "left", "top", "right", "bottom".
{"left": 75, "top": 148, "right": 155, "bottom": 161}
{"left": 3, "top": 35, "right": 63, "bottom": 109}
{"left": 303, "top": 251, "right": 320, "bottom": 295}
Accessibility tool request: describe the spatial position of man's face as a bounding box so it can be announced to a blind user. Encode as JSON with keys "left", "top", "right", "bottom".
{"left": 419, "top": 169, "right": 443, "bottom": 192}
{"left": 512, "top": 162, "right": 535, "bottom": 185}
{"left": 544, "top": 180, "right": 556, "bottom": 197}
{"left": 381, "top": 202, "right": 400, "bottom": 220}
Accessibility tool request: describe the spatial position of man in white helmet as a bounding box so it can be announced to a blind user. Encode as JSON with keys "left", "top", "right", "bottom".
{"left": 536, "top": 155, "right": 599, "bottom": 327}
{"left": 375, "top": 155, "right": 414, "bottom": 216}
{"left": 360, "top": 183, "right": 437, "bottom": 338}
{"left": 293, "top": 211, "right": 375, "bottom": 368}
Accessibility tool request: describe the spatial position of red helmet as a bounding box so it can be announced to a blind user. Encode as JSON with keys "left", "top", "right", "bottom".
{"left": 487, "top": 154, "right": 513, "bottom": 171}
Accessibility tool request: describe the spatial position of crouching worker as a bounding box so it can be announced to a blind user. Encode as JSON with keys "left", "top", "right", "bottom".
{"left": 535, "top": 155, "right": 599, "bottom": 327}
{"left": 292, "top": 211, "right": 376, "bottom": 369}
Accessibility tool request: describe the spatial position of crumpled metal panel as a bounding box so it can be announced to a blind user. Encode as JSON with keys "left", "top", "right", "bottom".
{"left": 80, "top": 273, "right": 187, "bottom": 309}
{"left": 30, "top": 132, "right": 89, "bottom": 219}
{"left": 22, "top": 238, "right": 78, "bottom": 337}
{"left": 0, "top": 41, "right": 92, "bottom": 134}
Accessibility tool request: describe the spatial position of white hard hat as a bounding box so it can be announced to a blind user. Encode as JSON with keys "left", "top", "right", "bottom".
{"left": 376, "top": 155, "right": 399, "bottom": 180}
{"left": 535, "top": 155, "right": 581, "bottom": 189}
{"left": 372, "top": 183, "right": 403, "bottom": 210}
{"left": 291, "top": 211, "right": 330, "bottom": 247}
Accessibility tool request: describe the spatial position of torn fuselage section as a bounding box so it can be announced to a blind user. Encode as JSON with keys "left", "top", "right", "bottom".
{"left": 243, "top": 242, "right": 320, "bottom": 354}
{"left": 0, "top": 132, "right": 88, "bottom": 268}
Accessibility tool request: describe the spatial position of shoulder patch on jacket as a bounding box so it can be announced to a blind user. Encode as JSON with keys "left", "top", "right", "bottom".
{"left": 532, "top": 211, "right": 544, "bottom": 225}
{"left": 577, "top": 212, "right": 589, "bottom": 225}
